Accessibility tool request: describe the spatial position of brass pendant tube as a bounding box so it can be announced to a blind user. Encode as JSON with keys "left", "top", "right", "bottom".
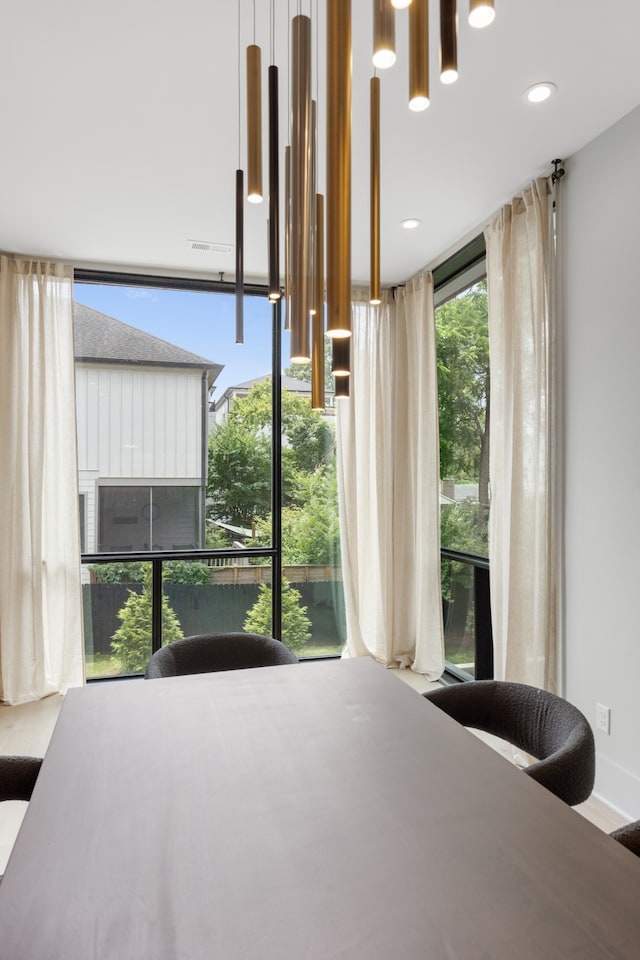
{"left": 235, "top": 168, "right": 244, "bottom": 344}
{"left": 332, "top": 337, "right": 351, "bottom": 398}
{"left": 370, "top": 76, "right": 381, "bottom": 306}
{"left": 440, "top": 0, "right": 458, "bottom": 84}
{"left": 309, "top": 99, "right": 318, "bottom": 316}
{"left": 468, "top": 0, "right": 495, "bottom": 29}
{"left": 373, "top": 0, "right": 396, "bottom": 70}
{"left": 332, "top": 335, "right": 350, "bottom": 377}
{"left": 334, "top": 375, "right": 350, "bottom": 398}
{"left": 268, "top": 64, "right": 281, "bottom": 300}
{"left": 290, "top": 14, "right": 312, "bottom": 363}
{"left": 409, "top": 0, "right": 430, "bottom": 111}
{"left": 284, "top": 144, "right": 291, "bottom": 327}
{"left": 326, "top": 0, "right": 352, "bottom": 339}
{"left": 311, "top": 193, "right": 325, "bottom": 410}
{"left": 246, "top": 43, "right": 263, "bottom": 202}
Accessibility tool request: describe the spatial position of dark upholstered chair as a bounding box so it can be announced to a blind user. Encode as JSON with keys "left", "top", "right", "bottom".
{"left": 610, "top": 820, "right": 640, "bottom": 857}
{"left": 144, "top": 632, "right": 298, "bottom": 679}
{"left": 423, "top": 680, "right": 595, "bottom": 806}
{"left": 0, "top": 756, "right": 42, "bottom": 882}
{"left": 0, "top": 755, "right": 42, "bottom": 802}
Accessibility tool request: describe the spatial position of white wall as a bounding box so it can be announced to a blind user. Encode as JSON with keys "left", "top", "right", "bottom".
{"left": 562, "top": 104, "right": 640, "bottom": 818}
{"left": 76, "top": 363, "right": 203, "bottom": 478}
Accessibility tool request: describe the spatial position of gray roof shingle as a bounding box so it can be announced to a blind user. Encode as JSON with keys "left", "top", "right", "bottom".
{"left": 73, "top": 302, "right": 223, "bottom": 382}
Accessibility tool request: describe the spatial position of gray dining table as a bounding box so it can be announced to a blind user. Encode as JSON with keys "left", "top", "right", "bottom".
{"left": 1, "top": 656, "right": 639, "bottom": 959}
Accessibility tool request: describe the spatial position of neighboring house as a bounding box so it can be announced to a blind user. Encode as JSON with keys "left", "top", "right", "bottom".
{"left": 74, "top": 303, "right": 222, "bottom": 554}
{"left": 210, "top": 373, "right": 313, "bottom": 426}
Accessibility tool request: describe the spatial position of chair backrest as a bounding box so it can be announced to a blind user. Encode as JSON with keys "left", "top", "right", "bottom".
{"left": 144, "top": 632, "right": 298, "bottom": 679}
{"left": 0, "top": 756, "right": 42, "bottom": 802}
{"left": 423, "top": 680, "right": 595, "bottom": 806}
{"left": 610, "top": 820, "right": 640, "bottom": 857}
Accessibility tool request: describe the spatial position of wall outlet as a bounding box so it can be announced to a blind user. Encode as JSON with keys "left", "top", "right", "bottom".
{"left": 596, "top": 703, "right": 611, "bottom": 735}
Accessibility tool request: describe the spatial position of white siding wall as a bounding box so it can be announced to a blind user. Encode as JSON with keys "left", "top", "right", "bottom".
{"left": 76, "top": 363, "right": 204, "bottom": 479}
{"left": 562, "top": 104, "right": 640, "bottom": 818}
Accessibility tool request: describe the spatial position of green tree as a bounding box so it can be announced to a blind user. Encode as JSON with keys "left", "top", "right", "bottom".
{"left": 436, "top": 281, "right": 490, "bottom": 508}
{"left": 207, "top": 378, "right": 334, "bottom": 526}
{"left": 110, "top": 565, "right": 183, "bottom": 673}
{"left": 243, "top": 578, "right": 312, "bottom": 654}
{"left": 254, "top": 463, "right": 340, "bottom": 565}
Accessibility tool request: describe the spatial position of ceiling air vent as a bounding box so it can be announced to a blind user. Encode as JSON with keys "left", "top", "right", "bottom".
{"left": 186, "top": 239, "right": 232, "bottom": 254}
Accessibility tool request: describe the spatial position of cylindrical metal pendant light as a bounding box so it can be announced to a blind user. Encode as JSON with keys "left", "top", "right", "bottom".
{"left": 290, "top": 14, "right": 312, "bottom": 363}
{"left": 468, "top": 0, "right": 494, "bottom": 28}
{"left": 312, "top": 192, "right": 325, "bottom": 411}
{"left": 309, "top": 99, "right": 318, "bottom": 316}
{"left": 332, "top": 336, "right": 350, "bottom": 377}
{"left": 440, "top": 0, "right": 458, "bottom": 84}
{"left": 334, "top": 375, "right": 350, "bottom": 398}
{"left": 370, "top": 76, "right": 381, "bottom": 306}
{"left": 268, "top": 64, "right": 280, "bottom": 300}
{"left": 284, "top": 144, "right": 291, "bottom": 327}
{"left": 373, "top": 0, "right": 396, "bottom": 70}
{"left": 326, "top": 0, "right": 352, "bottom": 340}
{"left": 235, "top": 168, "right": 244, "bottom": 344}
{"left": 247, "top": 43, "right": 263, "bottom": 202}
{"left": 409, "top": 0, "right": 430, "bottom": 111}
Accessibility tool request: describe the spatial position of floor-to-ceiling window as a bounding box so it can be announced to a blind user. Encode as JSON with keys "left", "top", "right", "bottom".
{"left": 434, "top": 240, "right": 492, "bottom": 679}
{"left": 75, "top": 272, "right": 345, "bottom": 679}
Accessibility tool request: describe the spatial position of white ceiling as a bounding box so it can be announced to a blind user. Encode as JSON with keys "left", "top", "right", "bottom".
{"left": 2, "top": 1, "right": 640, "bottom": 287}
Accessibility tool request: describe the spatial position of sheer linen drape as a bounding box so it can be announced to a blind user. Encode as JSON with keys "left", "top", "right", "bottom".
{"left": 336, "top": 276, "right": 444, "bottom": 677}
{"left": 0, "top": 257, "right": 84, "bottom": 704}
{"left": 485, "top": 178, "right": 558, "bottom": 690}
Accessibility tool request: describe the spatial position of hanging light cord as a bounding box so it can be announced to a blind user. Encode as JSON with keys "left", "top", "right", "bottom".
{"left": 237, "top": 0, "right": 241, "bottom": 167}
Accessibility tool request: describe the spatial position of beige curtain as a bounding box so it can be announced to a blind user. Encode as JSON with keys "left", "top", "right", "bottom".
{"left": 485, "top": 178, "right": 558, "bottom": 690}
{"left": 0, "top": 257, "right": 84, "bottom": 704}
{"left": 335, "top": 275, "right": 444, "bottom": 677}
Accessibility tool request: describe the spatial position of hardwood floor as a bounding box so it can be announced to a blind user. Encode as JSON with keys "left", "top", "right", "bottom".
{"left": 0, "top": 671, "right": 630, "bottom": 874}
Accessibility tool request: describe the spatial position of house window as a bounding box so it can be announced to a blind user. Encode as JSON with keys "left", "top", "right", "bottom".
{"left": 98, "top": 485, "right": 200, "bottom": 552}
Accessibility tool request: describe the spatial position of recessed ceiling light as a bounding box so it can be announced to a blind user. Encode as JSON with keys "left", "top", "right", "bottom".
{"left": 401, "top": 218, "right": 421, "bottom": 230}
{"left": 523, "top": 81, "right": 557, "bottom": 104}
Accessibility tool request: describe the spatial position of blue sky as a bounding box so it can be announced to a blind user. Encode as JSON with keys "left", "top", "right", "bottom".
{"left": 74, "top": 282, "right": 291, "bottom": 399}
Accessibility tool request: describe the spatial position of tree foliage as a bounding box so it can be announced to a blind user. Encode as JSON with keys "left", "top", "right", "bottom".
{"left": 254, "top": 464, "right": 340, "bottom": 565}
{"left": 436, "top": 281, "right": 490, "bottom": 506}
{"left": 243, "top": 578, "right": 312, "bottom": 654}
{"left": 110, "top": 565, "right": 183, "bottom": 673}
{"left": 207, "top": 378, "right": 335, "bottom": 526}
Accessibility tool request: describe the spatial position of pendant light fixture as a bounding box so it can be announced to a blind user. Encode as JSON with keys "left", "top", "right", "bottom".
{"left": 440, "top": 0, "right": 458, "bottom": 84}
{"left": 370, "top": 74, "right": 381, "bottom": 306}
{"left": 268, "top": 1, "right": 280, "bottom": 301}
{"left": 289, "top": 12, "right": 312, "bottom": 363}
{"left": 231, "top": 0, "right": 497, "bottom": 396}
{"left": 332, "top": 336, "right": 351, "bottom": 399}
{"left": 409, "top": 0, "right": 429, "bottom": 111}
{"left": 235, "top": 0, "right": 244, "bottom": 344}
{"left": 332, "top": 336, "right": 350, "bottom": 378}
{"left": 309, "top": 97, "right": 318, "bottom": 317}
{"left": 311, "top": 192, "right": 325, "bottom": 410}
{"left": 373, "top": 0, "right": 396, "bottom": 70}
{"left": 246, "top": 1, "right": 263, "bottom": 203}
{"left": 468, "top": 0, "right": 495, "bottom": 28}
{"left": 326, "top": 0, "right": 352, "bottom": 340}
